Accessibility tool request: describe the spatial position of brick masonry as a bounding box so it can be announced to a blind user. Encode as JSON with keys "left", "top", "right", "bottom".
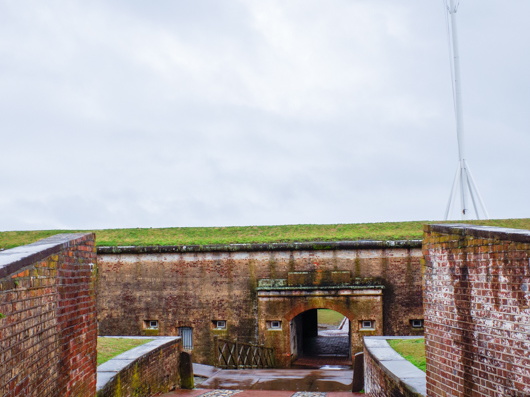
{"left": 363, "top": 337, "right": 426, "bottom": 397}
{"left": 0, "top": 233, "right": 97, "bottom": 397}
{"left": 423, "top": 224, "right": 530, "bottom": 396}
{"left": 97, "top": 241, "right": 424, "bottom": 366}
{"left": 97, "top": 337, "right": 182, "bottom": 397}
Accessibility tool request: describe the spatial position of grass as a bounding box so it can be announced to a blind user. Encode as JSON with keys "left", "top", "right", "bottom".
{"left": 387, "top": 338, "right": 426, "bottom": 372}
{"left": 97, "top": 337, "right": 153, "bottom": 365}
{"left": 318, "top": 309, "right": 345, "bottom": 326}
{"left": 1, "top": 218, "right": 530, "bottom": 250}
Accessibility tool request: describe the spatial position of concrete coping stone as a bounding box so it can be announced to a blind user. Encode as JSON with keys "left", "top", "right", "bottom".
{"left": 0, "top": 233, "right": 94, "bottom": 279}
{"left": 257, "top": 284, "right": 385, "bottom": 291}
{"left": 427, "top": 223, "right": 530, "bottom": 243}
{"left": 364, "top": 336, "right": 426, "bottom": 396}
{"left": 97, "top": 240, "right": 423, "bottom": 255}
{"left": 96, "top": 336, "right": 180, "bottom": 392}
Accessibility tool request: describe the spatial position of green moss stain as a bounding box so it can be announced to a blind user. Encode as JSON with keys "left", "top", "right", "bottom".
{"left": 179, "top": 351, "right": 194, "bottom": 389}
{"left": 143, "top": 329, "right": 159, "bottom": 336}
{"left": 381, "top": 256, "right": 389, "bottom": 278}
{"left": 354, "top": 257, "right": 361, "bottom": 278}
{"left": 268, "top": 253, "right": 277, "bottom": 278}
{"left": 114, "top": 374, "right": 123, "bottom": 397}
{"left": 248, "top": 259, "right": 257, "bottom": 300}
{"left": 288, "top": 253, "right": 296, "bottom": 272}
{"left": 130, "top": 364, "right": 144, "bottom": 396}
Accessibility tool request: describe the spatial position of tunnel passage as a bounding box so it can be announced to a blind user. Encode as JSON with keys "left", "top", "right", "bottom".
{"left": 290, "top": 309, "right": 351, "bottom": 368}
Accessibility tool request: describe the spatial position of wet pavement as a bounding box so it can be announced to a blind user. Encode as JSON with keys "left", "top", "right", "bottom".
{"left": 161, "top": 329, "right": 362, "bottom": 397}
{"left": 301, "top": 336, "right": 350, "bottom": 358}
{"left": 291, "top": 356, "right": 351, "bottom": 369}
{"left": 162, "top": 390, "right": 362, "bottom": 397}
{"left": 159, "top": 364, "right": 360, "bottom": 396}
{"left": 196, "top": 368, "right": 353, "bottom": 391}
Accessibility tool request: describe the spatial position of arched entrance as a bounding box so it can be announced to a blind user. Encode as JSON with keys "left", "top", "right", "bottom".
{"left": 290, "top": 308, "right": 351, "bottom": 368}
{"left": 257, "top": 274, "right": 384, "bottom": 368}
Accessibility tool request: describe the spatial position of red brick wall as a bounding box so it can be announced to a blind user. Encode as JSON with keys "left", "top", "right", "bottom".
{"left": 423, "top": 224, "right": 530, "bottom": 397}
{"left": 0, "top": 233, "right": 97, "bottom": 397}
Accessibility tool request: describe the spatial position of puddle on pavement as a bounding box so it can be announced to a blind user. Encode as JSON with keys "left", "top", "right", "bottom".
{"left": 318, "top": 365, "right": 350, "bottom": 370}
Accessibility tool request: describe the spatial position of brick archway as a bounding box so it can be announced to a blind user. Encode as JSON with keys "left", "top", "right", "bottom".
{"left": 257, "top": 282, "right": 384, "bottom": 367}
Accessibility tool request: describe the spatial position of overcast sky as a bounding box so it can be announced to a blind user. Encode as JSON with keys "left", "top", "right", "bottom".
{"left": 1, "top": 0, "right": 529, "bottom": 231}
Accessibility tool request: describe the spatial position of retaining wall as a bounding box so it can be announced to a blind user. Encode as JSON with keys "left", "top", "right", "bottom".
{"left": 97, "top": 336, "right": 182, "bottom": 397}
{"left": 97, "top": 241, "right": 424, "bottom": 365}
{"left": 364, "top": 336, "right": 426, "bottom": 397}
{"left": 0, "top": 233, "right": 97, "bottom": 397}
{"left": 423, "top": 224, "right": 530, "bottom": 396}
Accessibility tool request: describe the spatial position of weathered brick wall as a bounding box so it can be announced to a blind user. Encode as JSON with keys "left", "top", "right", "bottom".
{"left": 0, "top": 233, "right": 97, "bottom": 397}
{"left": 364, "top": 337, "right": 425, "bottom": 397}
{"left": 423, "top": 224, "right": 530, "bottom": 397}
{"left": 97, "top": 241, "right": 423, "bottom": 365}
{"left": 97, "top": 337, "right": 182, "bottom": 397}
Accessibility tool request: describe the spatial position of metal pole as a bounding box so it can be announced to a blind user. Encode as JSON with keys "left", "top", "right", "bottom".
{"left": 464, "top": 160, "right": 490, "bottom": 219}
{"left": 449, "top": 0, "right": 465, "bottom": 163}
{"left": 445, "top": 167, "right": 460, "bottom": 220}
{"left": 443, "top": 0, "right": 489, "bottom": 220}
{"left": 448, "top": 0, "right": 468, "bottom": 219}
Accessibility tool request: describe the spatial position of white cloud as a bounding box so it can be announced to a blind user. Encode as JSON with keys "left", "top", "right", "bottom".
{"left": 1, "top": 0, "right": 529, "bottom": 231}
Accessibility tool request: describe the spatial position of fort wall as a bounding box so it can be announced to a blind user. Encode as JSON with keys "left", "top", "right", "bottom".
{"left": 97, "top": 241, "right": 424, "bottom": 366}
{"left": 0, "top": 233, "right": 97, "bottom": 397}
{"left": 423, "top": 224, "right": 530, "bottom": 396}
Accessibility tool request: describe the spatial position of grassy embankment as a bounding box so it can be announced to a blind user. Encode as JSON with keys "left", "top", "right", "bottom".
{"left": 387, "top": 339, "right": 426, "bottom": 372}
{"left": 318, "top": 309, "right": 345, "bottom": 326}
{"left": 1, "top": 218, "right": 530, "bottom": 250}
{"left": 97, "top": 337, "right": 153, "bottom": 365}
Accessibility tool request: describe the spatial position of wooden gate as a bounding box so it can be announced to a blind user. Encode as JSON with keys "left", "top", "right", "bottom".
{"left": 214, "top": 337, "right": 275, "bottom": 369}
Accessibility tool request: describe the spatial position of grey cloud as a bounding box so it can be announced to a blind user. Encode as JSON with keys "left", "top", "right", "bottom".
{"left": 1, "top": 0, "right": 529, "bottom": 231}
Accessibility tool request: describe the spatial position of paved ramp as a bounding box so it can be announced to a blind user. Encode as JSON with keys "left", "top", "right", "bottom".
{"left": 197, "top": 368, "right": 353, "bottom": 391}
{"left": 160, "top": 363, "right": 362, "bottom": 396}
{"left": 164, "top": 390, "right": 361, "bottom": 396}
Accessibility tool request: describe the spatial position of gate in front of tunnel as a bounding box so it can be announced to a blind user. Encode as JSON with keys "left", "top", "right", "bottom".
{"left": 257, "top": 271, "right": 384, "bottom": 368}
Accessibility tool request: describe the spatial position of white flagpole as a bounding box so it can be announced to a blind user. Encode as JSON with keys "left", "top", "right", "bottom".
{"left": 444, "top": 0, "right": 488, "bottom": 220}
{"left": 449, "top": 0, "right": 468, "bottom": 218}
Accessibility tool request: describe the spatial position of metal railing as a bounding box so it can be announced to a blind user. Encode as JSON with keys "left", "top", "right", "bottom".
{"left": 214, "top": 337, "right": 275, "bottom": 369}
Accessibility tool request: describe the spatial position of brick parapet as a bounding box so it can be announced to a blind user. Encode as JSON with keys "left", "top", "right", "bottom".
{"left": 363, "top": 336, "right": 426, "bottom": 397}
{"left": 423, "top": 224, "right": 530, "bottom": 397}
{"left": 0, "top": 233, "right": 97, "bottom": 397}
{"left": 96, "top": 336, "right": 182, "bottom": 397}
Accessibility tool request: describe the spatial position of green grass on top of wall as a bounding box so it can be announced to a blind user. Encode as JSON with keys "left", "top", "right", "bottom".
{"left": 1, "top": 218, "right": 530, "bottom": 250}
{"left": 387, "top": 338, "right": 426, "bottom": 372}
{"left": 97, "top": 337, "right": 153, "bottom": 366}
